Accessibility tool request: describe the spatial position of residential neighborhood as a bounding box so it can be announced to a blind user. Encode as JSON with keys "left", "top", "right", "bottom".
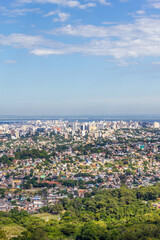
{"left": 0, "top": 119, "right": 160, "bottom": 213}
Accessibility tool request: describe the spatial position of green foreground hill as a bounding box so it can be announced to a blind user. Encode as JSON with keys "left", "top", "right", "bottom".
{"left": 1, "top": 184, "right": 160, "bottom": 240}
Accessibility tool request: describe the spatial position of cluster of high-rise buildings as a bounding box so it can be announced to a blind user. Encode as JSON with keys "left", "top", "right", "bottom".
{"left": 0, "top": 119, "right": 156, "bottom": 140}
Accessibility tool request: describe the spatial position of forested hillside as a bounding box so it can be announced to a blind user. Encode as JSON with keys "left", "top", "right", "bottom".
{"left": 1, "top": 184, "right": 160, "bottom": 240}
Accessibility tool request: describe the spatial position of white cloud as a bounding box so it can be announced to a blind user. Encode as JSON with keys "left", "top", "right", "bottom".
{"left": 136, "top": 10, "right": 146, "bottom": 15}
{"left": 54, "top": 12, "right": 70, "bottom": 22}
{"left": 0, "top": 6, "right": 40, "bottom": 17}
{"left": 49, "top": 24, "right": 110, "bottom": 37}
{"left": 79, "top": 2, "right": 96, "bottom": 9}
{"left": 97, "top": 0, "right": 111, "bottom": 6}
{"left": 44, "top": 10, "right": 70, "bottom": 21}
{"left": 4, "top": 60, "right": 17, "bottom": 64}
{"left": 31, "top": 48, "right": 65, "bottom": 55}
{"left": 42, "top": 17, "right": 160, "bottom": 60}
{"left": 43, "top": 11, "right": 56, "bottom": 17}
{"left": 102, "top": 21, "right": 117, "bottom": 25}
{"left": 0, "top": 33, "right": 50, "bottom": 49}
{"left": 16, "top": 0, "right": 96, "bottom": 9}
{"left": 87, "top": 0, "right": 111, "bottom": 6}
{"left": 44, "top": 10, "right": 70, "bottom": 22}
{"left": 49, "top": 18, "right": 160, "bottom": 39}
{"left": 2, "top": 17, "right": 160, "bottom": 63}
{"left": 148, "top": 0, "right": 160, "bottom": 9}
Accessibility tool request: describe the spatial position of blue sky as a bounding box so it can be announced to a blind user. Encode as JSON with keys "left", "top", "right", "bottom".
{"left": 1, "top": 0, "right": 160, "bottom": 115}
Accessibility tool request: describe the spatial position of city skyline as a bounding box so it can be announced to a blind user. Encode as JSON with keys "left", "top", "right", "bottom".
{"left": 1, "top": 0, "right": 160, "bottom": 115}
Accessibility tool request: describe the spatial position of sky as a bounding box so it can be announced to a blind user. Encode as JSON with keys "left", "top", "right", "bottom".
{"left": 1, "top": 0, "right": 160, "bottom": 116}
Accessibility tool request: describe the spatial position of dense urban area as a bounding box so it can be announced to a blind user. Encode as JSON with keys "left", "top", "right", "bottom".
{"left": 0, "top": 119, "right": 160, "bottom": 239}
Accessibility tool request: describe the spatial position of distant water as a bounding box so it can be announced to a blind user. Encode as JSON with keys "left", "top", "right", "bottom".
{"left": 0, "top": 115, "right": 160, "bottom": 124}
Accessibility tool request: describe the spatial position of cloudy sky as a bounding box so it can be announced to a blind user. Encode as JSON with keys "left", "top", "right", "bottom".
{"left": 1, "top": 0, "right": 160, "bottom": 115}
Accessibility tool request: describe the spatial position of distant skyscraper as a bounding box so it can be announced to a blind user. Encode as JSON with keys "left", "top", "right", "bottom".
{"left": 72, "top": 122, "right": 78, "bottom": 132}
{"left": 153, "top": 122, "right": 159, "bottom": 128}
{"left": 81, "top": 124, "right": 85, "bottom": 131}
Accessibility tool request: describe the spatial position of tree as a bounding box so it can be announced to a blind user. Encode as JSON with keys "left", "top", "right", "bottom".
{"left": 77, "top": 221, "right": 108, "bottom": 240}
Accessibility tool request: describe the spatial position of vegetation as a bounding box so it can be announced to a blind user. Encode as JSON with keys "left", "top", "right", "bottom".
{"left": 0, "top": 156, "right": 14, "bottom": 166}
{"left": 1, "top": 224, "right": 26, "bottom": 239}
{"left": 15, "top": 149, "right": 48, "bottom": 160}
{"left": 1, "top": 184, "right": 160, "bottom": 239}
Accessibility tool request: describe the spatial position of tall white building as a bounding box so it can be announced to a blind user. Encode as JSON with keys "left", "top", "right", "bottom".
{"left": 72, "top": 122, "right": 78, "bottom": 132}
{"left": 153, "top": 122, "right": 159, "bottom": 128}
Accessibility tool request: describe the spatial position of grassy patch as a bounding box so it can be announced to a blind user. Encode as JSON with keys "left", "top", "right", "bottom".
{"left": 1, "top": 224, "right": 26, "bottom": 239}
{"left": 32, "top": 213, "right": 59, "bottom": 221}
